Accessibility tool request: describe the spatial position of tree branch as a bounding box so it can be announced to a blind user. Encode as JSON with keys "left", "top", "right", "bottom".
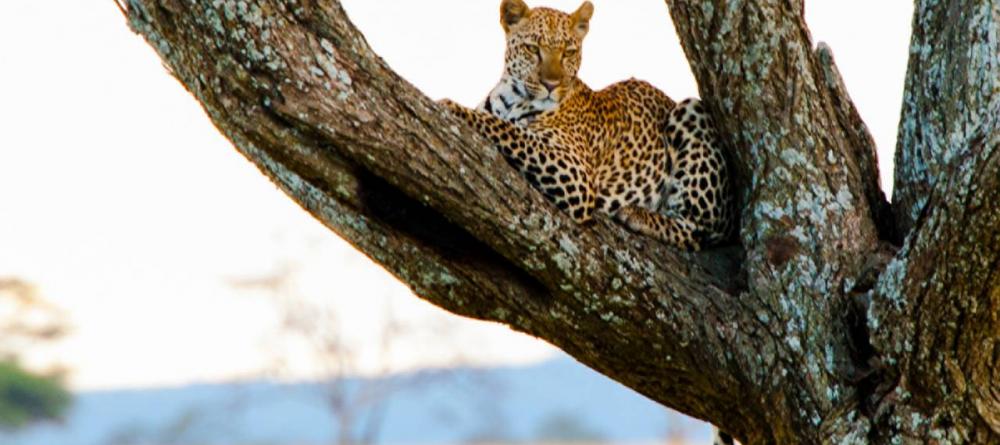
{"left": 892, "top": 0, "right": 1000, "bottom": 239}
{"left": 123, "top": 0, "right": 772, "bottom": 438}
{"left": 869, "top": 0, "right": 1000, "bottom": 440}
{"left": 667, "top": 0, "right": 896, "bottom": 440}
{"left": 120, "top": 0, "right": 1000, "bottom": 442}
{"left": 869, "top": 134, "right": 1000, "bottom": 441}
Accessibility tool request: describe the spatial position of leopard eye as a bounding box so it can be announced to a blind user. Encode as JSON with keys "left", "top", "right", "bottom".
{"left": 565, "top": 47, "right": 579, "bottom": 57}
{"left": 525, "top": 43, "right": 541, "bottom": 60}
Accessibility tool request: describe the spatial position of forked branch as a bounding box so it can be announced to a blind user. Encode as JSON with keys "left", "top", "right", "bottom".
{"left": 122, "top": 0, "right": 768, "bottom": 437}
{"left": 121, "top": 0, "right": 1000, "bottom": 442}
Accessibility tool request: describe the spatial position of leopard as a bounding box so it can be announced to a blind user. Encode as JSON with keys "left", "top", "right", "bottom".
{"left": 442, "top": 3, "right": 738, "bottom": 441}
{"left": 441, "top": 0, "right": 733, "bottom": 253}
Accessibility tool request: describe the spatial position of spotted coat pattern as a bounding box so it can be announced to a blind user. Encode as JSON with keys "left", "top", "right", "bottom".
{"left": 443, "top": 1, "right": 734, "bottom": 251}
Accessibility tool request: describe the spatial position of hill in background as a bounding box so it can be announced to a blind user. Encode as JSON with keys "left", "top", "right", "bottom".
{"left": 2, "top": 356, "right": 710, "bottom": 445}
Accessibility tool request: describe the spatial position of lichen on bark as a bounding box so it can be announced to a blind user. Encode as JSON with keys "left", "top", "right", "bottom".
{"left": 119, "top": 0, "right": 1000, "bottom": 442}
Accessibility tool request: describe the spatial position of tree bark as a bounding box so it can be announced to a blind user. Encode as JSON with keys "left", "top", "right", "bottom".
{"left": 118, "top": 0, "right": 999, "bottom": 442}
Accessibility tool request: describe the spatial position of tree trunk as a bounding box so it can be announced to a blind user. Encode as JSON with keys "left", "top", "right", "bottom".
{"left": 117, "top": 0, "right": 999, "bottom": 442}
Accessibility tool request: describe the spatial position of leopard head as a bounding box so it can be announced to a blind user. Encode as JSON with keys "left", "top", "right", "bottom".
{"left": 499, "top": 0, "right": 593, "bottom": 105}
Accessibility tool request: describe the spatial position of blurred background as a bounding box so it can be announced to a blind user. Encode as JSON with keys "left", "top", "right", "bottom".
{"left": 0, "top": 1, "right": 911, "bottom": 444}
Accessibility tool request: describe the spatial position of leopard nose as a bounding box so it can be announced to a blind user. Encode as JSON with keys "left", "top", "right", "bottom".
{"left": 541, "top": 79, "right": 559, "bottom": 92}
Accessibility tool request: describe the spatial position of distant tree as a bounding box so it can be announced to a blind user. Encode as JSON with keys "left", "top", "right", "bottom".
{"left": 231, "top": 264, "right": 467, "bottom": 445}
{"left": 0, "top": 362, "right": 70, "bottom": 429}
{"left": 0, "top": 279, "right": 71, "bottom": 429}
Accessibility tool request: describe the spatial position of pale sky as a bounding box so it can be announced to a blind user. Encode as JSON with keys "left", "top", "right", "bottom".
{"left": 0, "top": 0, "right": 912, "bottom": 391}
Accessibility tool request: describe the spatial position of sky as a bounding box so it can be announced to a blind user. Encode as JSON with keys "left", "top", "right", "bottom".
{"left": 0, "top": 0, "right": 913, "bottom": 391}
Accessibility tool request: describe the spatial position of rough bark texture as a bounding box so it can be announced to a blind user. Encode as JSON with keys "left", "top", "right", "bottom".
{"left": 869, "top": 0, "right": 1000, "bottom": 442}
{"left": 119, "top": 0, "right": 999, "bottom": 443}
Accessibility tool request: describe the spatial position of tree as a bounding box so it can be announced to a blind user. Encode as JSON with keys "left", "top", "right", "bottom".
{"left": 0, "top": 279, "right": 71, "bottom": 429}
{"left": 230, "top": 262, "right": 473, "bottom": 445}
{"left": 114, "top": 0, "right": 999, "bottom": 443}
{"left": 0, "top": 362, "right": 70, "bottom": 430}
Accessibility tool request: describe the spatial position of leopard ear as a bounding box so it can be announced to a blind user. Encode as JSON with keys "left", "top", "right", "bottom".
{"left": 501, "top": 0, "right": 530, "bottom": 33}
{"left": 571, "top": 1, "right": 594, "bottom": 38}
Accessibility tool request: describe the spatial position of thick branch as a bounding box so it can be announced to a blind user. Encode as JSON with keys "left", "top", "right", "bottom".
{"left": 123, "top": 0, "right": 774, "bottom": 437}
{"left": 892, "top": 0, "right": 1000, "bottom": 239}
{"left": 869, "top": 0, "right": 1000, "bottom": 440}
{"left": 121, "top": 0, "right": 1000, "bottom": 442}
{"left": 668, "top": 0, "right": 892, "bottom": 440}
{"left": 871, "top": 137, "right": 1000, "bottom": 441}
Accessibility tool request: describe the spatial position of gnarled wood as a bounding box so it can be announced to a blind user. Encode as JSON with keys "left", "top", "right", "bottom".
{"left": 121, "top": 0, "right": 763, "bottom": 437}
{"left": 121, "top": 0, "right": 1000, "bottom": 442}
{"left": 892, "top": 0, "right": 1000, "bottom": 239}
{"left": 869, "top": 0, "right": 1000, "bottom": 441}
{"left": 668, "top": 0, "right": 891, "bottom": 440}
